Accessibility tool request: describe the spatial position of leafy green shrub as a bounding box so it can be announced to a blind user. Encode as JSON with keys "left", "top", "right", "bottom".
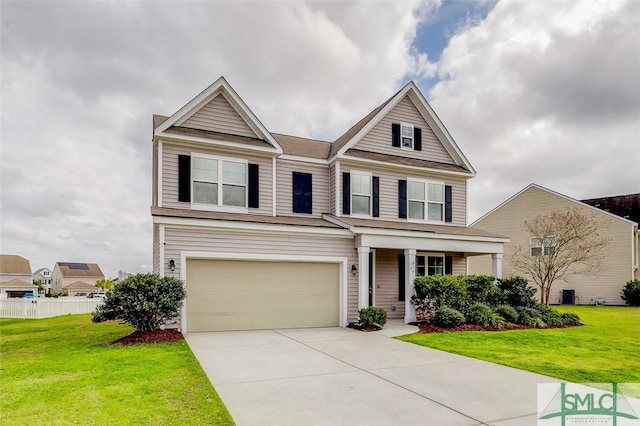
{"left": 463, "top": 275, "right": 503, "bottom": 306}
{"left": 621, "top": 279, "right": 640, "bottom": 306}
{"left": 560, "top": 313, "right": 582, "bottom": 326}
{"left": 433, "top": 307, "right": 465, "bottom": 328}
{"left": 413, "top": 275, "right": 468, "bottom": 312}
{"left": 358, "top": 306, "right": 387, "bottom": 328}
{"left": 497, "top": 276, "right": 537, "bottom": 308}
{"left": 466, "top": 302, "right": 503, "bottom": 329}
{"left": 494, "top": 305, "right": 519, "bottom": 323}
{"left": 516, "top": 306, "right": 546, "bottom": 327}
{"left": 541, "top": 309, "right": 564, "bottom": 326}
{"left": 92, "top": 273, "right": 186, "bottom": 332}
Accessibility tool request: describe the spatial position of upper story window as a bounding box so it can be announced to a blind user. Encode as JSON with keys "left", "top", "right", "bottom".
{"left": 530, "top": 237, "right": 556, "bottom": 256}
{"left": 401, "top": 123, "right": 414, "bottom": 149}
{"left": 292, "top": 172, "right": 312, "bottom": 214}
{"left": 192, "top": 155, "right": 247, "bottom": 208}
{"left": 351, "top": 172, "right": 372, "bottom": 216}
{"left": 392, "top": 123, "right": 422, "bottom": 151}
{"left": 407, "top": 179, "right": 444, "bottom": 222}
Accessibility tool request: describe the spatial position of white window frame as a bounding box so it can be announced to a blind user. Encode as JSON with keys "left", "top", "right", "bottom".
{"left": 191, "top": 153, "right": 248, "bottom": 213}
{"left": 416, "top": 253, "right": 445, "bottom": 276}
{"left": 400, "top": 122, "right": 414, "bottom": 150}
{"left": 350, "top": 170, "right": 372, "bottom": 217}
{"left": 407, "top": 178, "right": 445, "bottom": 223}
{"left": 530, "top": 237, "right": 555, "bottom": 256}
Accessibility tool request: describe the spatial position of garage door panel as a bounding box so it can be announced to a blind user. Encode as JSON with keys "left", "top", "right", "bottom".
{"left": 186, "top": 259, "right": 340, "bottom": 332}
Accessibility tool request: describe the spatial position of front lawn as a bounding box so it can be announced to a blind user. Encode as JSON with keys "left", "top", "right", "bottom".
{"left": 398, "top": 306, "right": 640, "bottom": 386}
{"left": 0, "top": 314, "right": 234, "bottom": 425}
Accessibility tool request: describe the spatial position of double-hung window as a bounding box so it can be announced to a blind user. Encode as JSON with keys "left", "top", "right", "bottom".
{"left": 407, "top": 179, "right": 444, "bottom": 222}
{"left": 401, "top": 123, "right": 413, "bottom": 149}
{"left": 530, "top": 237, "right": 555, "bottom": 256}
{"left": 192, "top": 155, "right": 247, "bottom": 208}
{"left": 351, "top": 172, "right": 372, "bottom": 216}
{"left": 416, "top": 255, "right": 445, "bottom": 276}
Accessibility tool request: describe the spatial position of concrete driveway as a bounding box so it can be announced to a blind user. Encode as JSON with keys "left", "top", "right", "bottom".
{"left": 185, "top": 321, "right": 558, "bottom": 425}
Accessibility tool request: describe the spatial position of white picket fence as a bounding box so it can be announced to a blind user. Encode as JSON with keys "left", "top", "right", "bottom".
{"left": 0, "top": 298, "right": 103, "bottom": 319}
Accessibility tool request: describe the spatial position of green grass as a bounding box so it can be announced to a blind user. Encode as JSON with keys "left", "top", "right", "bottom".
{"left": 0, "top": 314, "right": 234, "bottom": 425}
{"left": 398, "top": 306, "right": 640, "bottom": 386}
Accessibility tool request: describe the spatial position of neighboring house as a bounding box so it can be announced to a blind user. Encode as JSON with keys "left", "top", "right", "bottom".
{"left": 0, "top": 254, "right": 36, "bottom": 298}
{"left": 152, "top": 77, "right": 508, "bottom": 333}
{"left": 51, "top": 262, "right": 105, "bottom": 294}
{"left": 33, "top": 267, "right": 53, "bottom": 295}
{"left": 468, "top": 184, "right": 639, "bottom": 305}
{"left": 63, "top": 281, "right": 98, "bottom": 297}
{"left": 581, "top": 193, "right": 640, "bottom": 225}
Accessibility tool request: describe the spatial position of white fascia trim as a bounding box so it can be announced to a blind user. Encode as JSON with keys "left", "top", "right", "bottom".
{"left": 179, "top": 251, "right": 349, "bottom": 328}
{"left": 279, "top": 154, "right": 328, "bottom": 165}
{"left": 272, "top": 157, "right": 276, "bottom": 216}
{"left": 352, "top": 226, "right": 509, "bottom": 243}
{"left": 158, "top": 140, "right": 163, "bottom": 208}
{"left": 153, "top": 215, "right": 354, "bottom": 238}
{"left": 155, "top": 131, "right": 280, "bottom": 155}
{"left": 322, "top": 213, "right": 355, "bottom": 233}
{"left": 339, "top": 155, "right": 474, "bottom": 178}
{"left": 360, "top": 234, "right": 505, "bottom": 255}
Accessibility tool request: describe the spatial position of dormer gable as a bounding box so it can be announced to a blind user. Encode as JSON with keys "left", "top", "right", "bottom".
{"left": 329, "top": 82, "right": 475, "bottom": 176}
{"left": 154, "top": 77, "right": 282, "bottom": 154}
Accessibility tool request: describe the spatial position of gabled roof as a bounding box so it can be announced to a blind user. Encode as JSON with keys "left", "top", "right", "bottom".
{"left": 63, "top": 280, "right": 97, "bottom": 290}
{"left": 272, "top": 133, "right": 332, "bottom": 159}
{"left": 0, "top": 279, "right": 35, "bottom": 288}
{"left": 55, "top": 262, "right": 104, "bottom": 278}
{"left": 154, "top": 76, "right": 282, "bottom": 153}
{"left": 0, "top": 255, "right": 32, "bottom": 275}
{"left": 327, "top": 81, "right": 475, "bottom": 174}
{"left": 472, "top": 184, "right": 639, "bottom": 227}
{"left": 581, "top": 193, "right": 640, "bottom": 225}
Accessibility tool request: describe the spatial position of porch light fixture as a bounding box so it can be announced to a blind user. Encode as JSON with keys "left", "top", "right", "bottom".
{"left": 351, "top": 264, "right": 358, "bottom": 275}
{"left": 168, "top": 259, "right": 176, "bottom": 272}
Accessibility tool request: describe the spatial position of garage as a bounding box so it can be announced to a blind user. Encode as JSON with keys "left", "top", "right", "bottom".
{"left": 185, "top": 258, "right": 341, "bottom": 332}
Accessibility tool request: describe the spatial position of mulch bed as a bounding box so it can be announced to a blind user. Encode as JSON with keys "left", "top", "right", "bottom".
{"left": 416, "top": 322, "right": 576, "bottom": 333}
{"left": 112, "top": 329, "right": 184, "bottom": 345}
{"left": 347, "top": 323, "right": 382, "bottom": 332}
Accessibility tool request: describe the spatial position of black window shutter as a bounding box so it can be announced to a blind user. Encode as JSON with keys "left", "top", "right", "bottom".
{"left": 445, "top": 256, "right": 453, "bottom": 275}
{"left": 392, "top": 123, "right": 400, "bottom": 147}
{"left": 444, "top": 185, "right": 453, "bottom": 222}
{"left": 372, "top": 176, "right": 380, "bottom": 217}
{"left": 414, "top": 127, "right": 422, "bottom": 151}
{"left": 398, "top": 179, "right": 407, "bottom": 219}
{"left": 342, "top": 172, "right": 350, "bottom": 214}
{"left": 178, "top": 155, "right": 191, "bottom": 202}
{"left": 293, "top": 172, "right": 312, "bottom": 214}
{"left": 398, "top": 253, "right": 405, "bottom": 301}
{"left": 248, "top": 164, "right": 259, "bottom": 208}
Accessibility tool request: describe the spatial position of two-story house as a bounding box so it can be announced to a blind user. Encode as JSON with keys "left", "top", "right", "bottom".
{"left": 151, "top": 77, "right": 508, "bottom": 333}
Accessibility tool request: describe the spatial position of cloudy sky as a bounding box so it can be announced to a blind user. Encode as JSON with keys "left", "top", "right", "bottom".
{"left": 1, "top": 0, "right": 638, "bottom": 278}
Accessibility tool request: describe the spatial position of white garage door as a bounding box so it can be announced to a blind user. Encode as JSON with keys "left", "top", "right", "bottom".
{"left": 185, "top": 259, "right": 340, "bottom": 332}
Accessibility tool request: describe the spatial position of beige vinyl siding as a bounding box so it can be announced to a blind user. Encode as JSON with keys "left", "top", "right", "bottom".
{"left": 451, "top": 253, "right": 466, "bottom": 275}
{"left": 275, "top": 159, "right": 330, "bottom": 217}
{"left": 181, "top": 94, "right": 258, "bottom": 138}
{"left": 374, "top": 249, "right": 403, "bottom": 319}
{"left": 355, "top": 96, "right": 455, "bottom": 164}
{"left": 471, "top": 186, "right": 634, "bottom": 305}
{"left": 153, "top": 224, "right": 160, "bottom": 273}
{"left": 329, "top": 164, "right": 335, "bottom": 215}
{"left": 161, "top": 142, "right": 273, "bottom": 215}
{"left": 341, "top": 162, "right": 467, "bottom": 226}
{"left": 163, "top": 226, "right": 359, "bottom": 322}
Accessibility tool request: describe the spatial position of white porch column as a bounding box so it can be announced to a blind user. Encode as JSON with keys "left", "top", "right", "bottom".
{"left": 357, "top": 246, "right": 370, "bottom": 309}
{"left": 404, "top": 249, "right": 416, "bottom": 324}
{"left": 492, "top": 253, "right": 503, "bottom": 279}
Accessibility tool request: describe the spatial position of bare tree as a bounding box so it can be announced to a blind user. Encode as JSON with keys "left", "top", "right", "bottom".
{"left": 511, "top": 208, "right": 610, "bottom": 305}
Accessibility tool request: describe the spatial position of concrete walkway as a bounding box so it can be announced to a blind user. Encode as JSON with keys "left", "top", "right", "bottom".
{"left": 185, "top": 320, "right": 558, "bottom": 425}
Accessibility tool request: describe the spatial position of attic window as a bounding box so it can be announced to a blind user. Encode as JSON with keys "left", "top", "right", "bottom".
{"left": 401, "top": 123, "right": 413, "bottom": 149}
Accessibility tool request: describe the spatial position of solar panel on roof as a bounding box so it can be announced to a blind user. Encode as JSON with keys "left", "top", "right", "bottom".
{"left": 59, "top": 262, "right": 90, "bottom": 270}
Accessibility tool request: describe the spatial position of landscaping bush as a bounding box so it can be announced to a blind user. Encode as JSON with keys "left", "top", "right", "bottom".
{"left": 466, "top": 302, "right": 503, "bottom": 329}
{"left": 541, "top": 309, "right": 564, "bottom": 326}
{"left": 560, "top": 312, "right": 582, "bottom": 326}
{"left": 494, "top": 305, "right": 519, "bottom": 323}
{"left": 92, "top": 273, "right": 186, "bottom": 332}
{"left": 463, "top": 275, "right": 503, "bottom": 306}
{"left": 413, "top": 275, "right": 467, "bottom": 312}
{"left": 358, "top": 306, "right": 387, "bottom": 329}
{"left": 516, "top": 306, "right": 546, "bottom": 327}
{"left": 621, "top": 279, "right": 640, "bottom": 306}
{"left": 433, "top": 307, "right": 465, "bottom": 328}
{"left": 497, "top": 276, "right": 537, "bottom": 308}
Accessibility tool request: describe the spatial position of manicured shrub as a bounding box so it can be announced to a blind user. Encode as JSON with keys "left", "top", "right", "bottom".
{"left": 466, "top": 302, "right": 503, "bottom": 329}
{"left": 433, "top": 307, "right": 465, "bottom": 328}
{"left": 463, "top": 275, "right": 503, "bottom": 306}
{"left": 497, "top": 276, "right": 537, "bottom": 308}
{"left": 560, "top": 313, "right": 582, "bottom": 326}
{"left": 92, "top": 273, "right": 186, "bottom": 332}
{"left": 621, "top": 279, "right": 640, "bottom": 306}
{"left": 516, "top": 306, "right": 546, "bottom": 327}
{"left": 413, "top": 275, "right": 468, "bottom": 312}
{"left": 358, "top": 306, "right": 387, "bottom": 328}
{"left": 541, "top": 309, "right": 564, "bottom": 326}
{"left": 494, "top": 305, "right": 519, "bottom": 323}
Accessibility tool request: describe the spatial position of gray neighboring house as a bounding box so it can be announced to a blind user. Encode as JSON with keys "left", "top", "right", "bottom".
{"left": 0, "top": 254, "right": 36, "bottom": 298}
{"left": 51, "top": 262, "right": 105, "bottom": 295}
{"left": 468, "top": 184, "right": 639, "bottom": 305}
{"left": 152, "top": 76, "right": 508, "bottom": 333}
{"left": 33, "top": 267, "right": 53, "bottom": 295}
